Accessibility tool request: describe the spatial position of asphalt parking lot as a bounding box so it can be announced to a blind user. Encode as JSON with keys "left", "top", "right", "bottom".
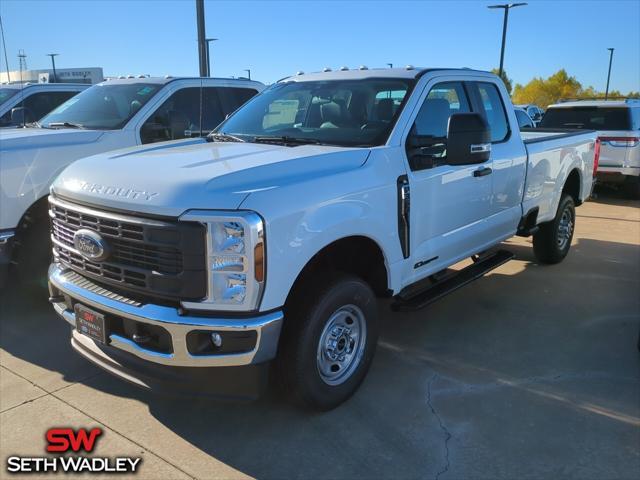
{"left": 1, "top": 190, "right": 639, "bottom": 480}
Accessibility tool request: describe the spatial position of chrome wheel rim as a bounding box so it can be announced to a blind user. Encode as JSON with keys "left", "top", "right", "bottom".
{"left": 557, "top": 207, "right": 574, "bottom": 250}
{"left": 316, "top": 304, "right": 367, "bottom": 386}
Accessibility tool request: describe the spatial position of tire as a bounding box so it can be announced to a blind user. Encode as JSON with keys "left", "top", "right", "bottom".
{"left": 276, "top": 273, "right": 378, "bottom": 411}
{"left": 533, "top": 194, "right": 575, "bottom": 264}
{"left": 14, "top": 210, "right": 51, "bottom": 294}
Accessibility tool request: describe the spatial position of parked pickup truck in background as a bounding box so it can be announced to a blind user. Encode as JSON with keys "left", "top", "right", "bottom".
{"left": 47, "top": 68, "right": 598, "bottom": 410}
{"left": 0, "top": 77, "right": 264, "bottom": 287}
{"left": 541, "top": 99, "right": 640, "bottom": 198}
{"left": 0, "top": 82, "right": 88, "bottom": 128}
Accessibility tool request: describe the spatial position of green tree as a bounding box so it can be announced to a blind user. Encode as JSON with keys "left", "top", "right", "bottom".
{"left": 491, "top": 68, "right": 513, "bottom": 94}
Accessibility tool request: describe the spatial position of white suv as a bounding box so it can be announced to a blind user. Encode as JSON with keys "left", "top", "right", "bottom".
{"left": 542, "top": 99, "right": 640, "bottom": 198}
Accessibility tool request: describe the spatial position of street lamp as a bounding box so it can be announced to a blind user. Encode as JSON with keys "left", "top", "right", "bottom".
{"left": 488, "top": 3, "right": 527, "bottom": 77}
{"left": 205, "top": 38, "right": 218, "bottom": 76}
{"left": 243, "top": 69, "right": 251, "bottom": 80}
{"left": 46, "top": 53, "right": 59, "bottom": 83}
{"left": 605, "top": 48, "right": 614, "bottom": 100}
{"left": 387, "top": 63, "right": 393, "bottom": 68}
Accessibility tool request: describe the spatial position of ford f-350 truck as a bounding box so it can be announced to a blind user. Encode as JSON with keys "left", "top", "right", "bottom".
{"left": 47, "top": 68, "right": 598, "bottom": 410}
{"left": 0, "top": 77, "right": 263, "bottom": 287}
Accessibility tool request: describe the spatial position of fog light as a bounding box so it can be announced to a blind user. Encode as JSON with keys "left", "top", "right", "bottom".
{"left": 211, "top": 333, "right": 223, "bottom": 348}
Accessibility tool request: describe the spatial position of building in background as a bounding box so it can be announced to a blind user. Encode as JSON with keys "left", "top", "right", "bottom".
{"left": 0, "top": 67, "right": 103, "bottom": 84}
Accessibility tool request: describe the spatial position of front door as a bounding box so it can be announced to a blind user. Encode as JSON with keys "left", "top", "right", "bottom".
{"left": 402, "top": 80, "right": 494, "bottom": 287}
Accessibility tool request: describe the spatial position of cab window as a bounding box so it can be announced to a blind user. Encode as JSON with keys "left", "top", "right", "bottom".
{"left": 473, "top": 82, "right": 509, "bottom": 142}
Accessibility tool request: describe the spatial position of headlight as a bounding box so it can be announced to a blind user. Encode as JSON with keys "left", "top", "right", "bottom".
{"left": 179, "top": 211, "right": 265, "bottom": 312}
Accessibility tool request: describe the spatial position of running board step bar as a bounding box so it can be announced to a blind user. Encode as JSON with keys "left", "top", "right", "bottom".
{"left": 391, "top": 250, "right": 514, "bottom": 312}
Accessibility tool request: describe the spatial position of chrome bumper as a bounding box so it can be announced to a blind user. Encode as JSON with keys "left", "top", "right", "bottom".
{"left": 48, "top": 263, "right": 283, "bottom": 368}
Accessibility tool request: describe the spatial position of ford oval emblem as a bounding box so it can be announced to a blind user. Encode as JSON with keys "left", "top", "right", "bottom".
{"left": 73, "top": 229, "right": 110, "bottom": 262}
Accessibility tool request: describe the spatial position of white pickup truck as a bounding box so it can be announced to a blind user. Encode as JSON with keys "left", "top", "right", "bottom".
{"left": 47, "top": 68, "right": 598, "bottom": 410}
{"left": 0, "top": 77, "right": 263, "bottom": 286}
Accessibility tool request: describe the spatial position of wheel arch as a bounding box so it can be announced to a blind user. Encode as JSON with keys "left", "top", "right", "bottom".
{"left": 284, "top": 235, "right": 391, "bottom": 309}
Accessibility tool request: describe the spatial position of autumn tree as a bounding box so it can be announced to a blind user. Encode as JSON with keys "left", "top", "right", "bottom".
{"left": 512, "top": 69, "right": 582, "bottom": 108}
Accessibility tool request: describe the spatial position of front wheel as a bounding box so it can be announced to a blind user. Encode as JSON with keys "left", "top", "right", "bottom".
{"left": 533, "top": 194, "right": 576, "bottom": 264}
{"left": 276, "top": 273, "right": 378, "bottom": 411}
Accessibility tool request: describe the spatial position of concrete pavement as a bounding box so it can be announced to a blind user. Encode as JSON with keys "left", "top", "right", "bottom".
{"left": 1, "top": 190, "right": 639, "bottom": 479}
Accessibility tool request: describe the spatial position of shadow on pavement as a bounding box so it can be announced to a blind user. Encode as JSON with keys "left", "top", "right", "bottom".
{"left": 1, "top": 229, "right": 639, "bottom": 478}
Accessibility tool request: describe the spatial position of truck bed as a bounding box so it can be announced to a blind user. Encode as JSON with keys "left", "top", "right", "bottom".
{"left": 520, "top": 128, "right": 597, "bottom": 224}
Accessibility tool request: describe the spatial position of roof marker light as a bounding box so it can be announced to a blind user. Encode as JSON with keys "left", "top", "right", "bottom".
{"left": 296, "top": 71, "right": 304, "bottom": 75}
{"left": 340, "top": 66, "right": 349, "bottom": 71}
{"left": 323, "top": 67, "right": 332, "bottom": 72}
{"left": 359, "top": 65, "right": 368, "bottom": 70}
{"left": 405, "top": 65, "right": 415, "bottom": 70}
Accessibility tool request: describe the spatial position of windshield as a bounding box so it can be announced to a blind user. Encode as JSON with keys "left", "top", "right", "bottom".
{"left": 214, "top": 78, "right": 414, "bottom": 147}
{"left": 39, "top": 83, "right": 161, "bottom": 129}
{"left": 540, "top": 107, "right": 632, "bottom": 131}
{"left": 0, "top": 88, "right": 19, "bottom": 107}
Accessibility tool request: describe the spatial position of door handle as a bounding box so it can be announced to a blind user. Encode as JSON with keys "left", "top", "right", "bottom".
{"left": 473, "top": 167, "right": 493, "bottom": 177}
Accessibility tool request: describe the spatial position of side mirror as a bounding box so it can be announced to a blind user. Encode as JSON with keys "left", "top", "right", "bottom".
{"left": 10, "top": 107, "right": 26, "bottom": 125}
{"left": 446, "top": 113, "right": 491, "bottom": 165}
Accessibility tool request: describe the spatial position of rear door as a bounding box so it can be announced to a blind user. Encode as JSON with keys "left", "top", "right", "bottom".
{"left": 467, "top": 81, "right": 527, "bottom": 240}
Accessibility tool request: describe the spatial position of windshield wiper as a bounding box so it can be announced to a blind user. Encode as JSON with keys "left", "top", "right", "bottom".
{"left": 207, "top": 132, "right": 246, "bottom": 143}
{"left": 251, "top": 135, "right": 328, "bottom": 147}
{"left": 48, "top": 121, "right": 86, "bottom": 129}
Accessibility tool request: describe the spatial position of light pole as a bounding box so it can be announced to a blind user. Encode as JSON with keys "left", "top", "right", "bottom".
{"left": 387, "top": 63, "right": 393, "bottom": 68}
{"left": 46, "top": 53, "right": 59, "bottom": 82}
{"left": 205, "top": 38, "right": 218, "bottom": 76}
{"left": 488, "top": 3, "right": 527, "bottom": 77}
{"left": 243, "top": 69, "right": 251, "bottom": 80}
{"left": 605, "top": 47, "right": 614, "bottom": 100}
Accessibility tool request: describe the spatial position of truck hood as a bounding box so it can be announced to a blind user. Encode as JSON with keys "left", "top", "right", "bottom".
{"left": 0, "top": 127, "right": 104, "bottom": 150}
{"left": 52, "top": 139, "right": 370, "bottom": 216}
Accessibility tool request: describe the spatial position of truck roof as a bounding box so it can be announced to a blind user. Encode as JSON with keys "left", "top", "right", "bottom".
{"left": 280, "top": 67, "right": 496, "bottom": 82}
{"left": 99, "top": 76, "right": 264, "bottom": 88}
{"left": 548, "top": 99, "right": 640, "bottom": 108}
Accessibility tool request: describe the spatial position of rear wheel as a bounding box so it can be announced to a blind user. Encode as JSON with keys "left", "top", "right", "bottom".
{"left": 533, "top": 194, "right": 575, "bottom": 264}
{"left": 276, "top": 273, "right": 378, "bottom": 411}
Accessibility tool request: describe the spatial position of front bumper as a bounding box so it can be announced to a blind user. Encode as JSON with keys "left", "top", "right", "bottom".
{"left": 49, "top": 263, "right": 283, "bottom": 396}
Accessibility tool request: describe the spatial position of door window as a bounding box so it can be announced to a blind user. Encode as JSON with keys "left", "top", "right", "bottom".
{"left": 406, "top": 82, "right": 471, "bottom": 169}
{"left": 0, "top": 91, "right": 78, "bottom": 125}
{"left": 141, "top": 87, "right": 203, "bottom": 144}
{"left": 141, "top": 87, "right": 259, "bottom": 144}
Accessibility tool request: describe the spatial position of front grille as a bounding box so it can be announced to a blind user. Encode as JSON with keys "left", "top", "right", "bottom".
{"left": 50, "top": 196, "right": 207, "bottom": 303}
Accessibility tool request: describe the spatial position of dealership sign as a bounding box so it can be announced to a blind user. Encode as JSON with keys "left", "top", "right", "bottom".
{"left": 6, "top": 428, "right": 142, "bottom": 474}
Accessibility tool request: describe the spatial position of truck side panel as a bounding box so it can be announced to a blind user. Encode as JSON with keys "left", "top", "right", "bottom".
{"left": 523, "top": 134, "right": 595, "bottom": 224}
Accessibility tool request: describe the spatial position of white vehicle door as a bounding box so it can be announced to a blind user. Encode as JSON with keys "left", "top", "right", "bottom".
{"left": 467, "top": 81, "right": 527, "bottom": 241}
{"left": 401, "top": 80, "right": 494, "bottom": 286}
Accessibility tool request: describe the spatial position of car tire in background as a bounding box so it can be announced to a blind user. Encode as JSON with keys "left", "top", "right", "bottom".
{"left": 14, "top": 209, "right": 51, "bottom": 296}
{"left": 623, "top": 176, "right": 640, "bottom": 200}
{"left": 533, "top": 194, "right": 576, "bottom": 264}
{"left": 276, "top": 273, "right": 378, "bottom": 411}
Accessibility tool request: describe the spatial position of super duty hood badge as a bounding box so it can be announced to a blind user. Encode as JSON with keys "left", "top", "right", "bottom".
{"left": 79, "top": 181, "right": 158, "bottom": 201}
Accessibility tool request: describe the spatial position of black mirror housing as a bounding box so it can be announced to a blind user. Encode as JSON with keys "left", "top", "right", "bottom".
{"left": 446, "top": 113, "right": 491, "bottom": 165}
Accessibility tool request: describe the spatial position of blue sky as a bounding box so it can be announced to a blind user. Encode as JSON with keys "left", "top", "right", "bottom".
{"left": 1, "top": 0, "right": 639, "bottom": 92}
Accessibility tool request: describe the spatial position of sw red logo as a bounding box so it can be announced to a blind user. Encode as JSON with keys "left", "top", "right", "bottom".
{"left": 46, "top": 427, "right": 103, "bottom": 453}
